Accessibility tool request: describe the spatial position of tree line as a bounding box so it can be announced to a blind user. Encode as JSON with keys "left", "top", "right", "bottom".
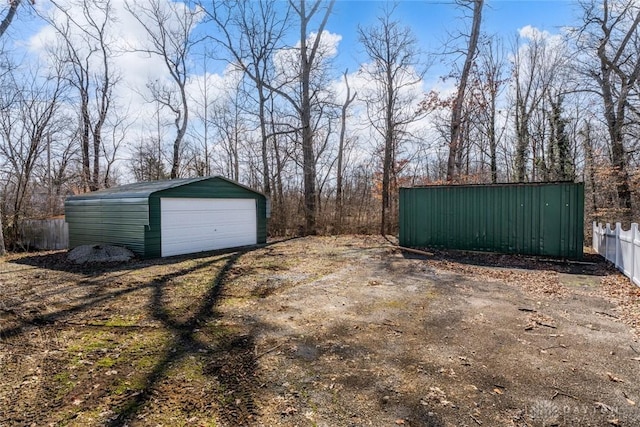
{"left": 0, "top": 0, "right": 638, "bottom": 252}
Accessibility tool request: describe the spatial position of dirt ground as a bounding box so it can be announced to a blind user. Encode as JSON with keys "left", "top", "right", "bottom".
{"left": 1, "top": 235, "right": 639, "bottom": 427}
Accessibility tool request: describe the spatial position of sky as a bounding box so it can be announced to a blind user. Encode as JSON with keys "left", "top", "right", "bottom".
{"left": 328, "top": 0, "right": 576, "bottom": 71}
{"left": 12, "top": 0, "right": 580, "bottom": 98}
{"left": 3, "top": 0, "right": 582, "bottom": 181}
{"left": 9, "top": 1, "right": 579, "bottom": 78}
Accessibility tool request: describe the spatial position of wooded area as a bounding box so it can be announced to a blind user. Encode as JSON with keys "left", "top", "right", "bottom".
{"left": 0, "top": 0, "right": 639, "bottom": 251}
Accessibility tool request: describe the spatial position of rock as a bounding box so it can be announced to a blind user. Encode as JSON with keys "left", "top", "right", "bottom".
{"left": 67, "top": 244, "right": 134, "bottom": 264}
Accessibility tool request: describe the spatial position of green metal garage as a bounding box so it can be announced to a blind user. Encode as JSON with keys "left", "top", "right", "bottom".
{"left": 65, "top": 176, "right": 268, "bottom": 258}
{"left": 399, "top": 182, "right": 584, "bottom": 259}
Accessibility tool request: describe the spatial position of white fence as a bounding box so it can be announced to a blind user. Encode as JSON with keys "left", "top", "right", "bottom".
{"left": 592, "top": 221, "right": 640, "bottom": 287}
{"left": 19, "top": 218, "right": 69, "bottom": 250}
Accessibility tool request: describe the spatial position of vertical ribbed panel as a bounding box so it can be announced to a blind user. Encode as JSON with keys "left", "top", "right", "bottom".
{"left": 399, "top": 182, "right": 584, "bottom": 259}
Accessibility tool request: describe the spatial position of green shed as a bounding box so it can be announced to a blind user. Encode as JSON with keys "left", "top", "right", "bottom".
{"left": 399, "top": 182, "right": 584, "bottom": 259}
{"left": 65, "top": 176, "right": 268, "bottom": 258}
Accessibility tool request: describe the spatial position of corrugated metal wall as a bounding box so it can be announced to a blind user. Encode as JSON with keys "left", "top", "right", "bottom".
{"left": 65, "top": 198, "right": 149, "bottom": 254}
{"left": 399, "top": 182, "right": 584, "bottom": 259}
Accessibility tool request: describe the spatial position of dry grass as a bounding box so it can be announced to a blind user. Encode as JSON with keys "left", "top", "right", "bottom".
{"left": 1, "top": 236, "right": 639, "bottom": 426}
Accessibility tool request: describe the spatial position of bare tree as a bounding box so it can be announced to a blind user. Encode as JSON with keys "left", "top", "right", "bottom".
{"left": 358, "top": 5, "right": 426, "bottom": 235}
{"left": 475, "top": 36, "right": 508, "bottom": 183}
{"left": 510, "top": 30, "right": 567, "bottom": 182}
{"left": 126, "top": 0, "right": 201, "bottom": 179}
{"left": 575, "top": 0, "right": 640, "bottom": 220}
{"left": 204, "top": 0, "right": 290, "bottom": 198}
{"left": 44, "top": 0, "right": 120, "bottom": 191}
{"left": 545, "top": 94, "right": 574, "bottom": 181}
{"left": 447, "top": 0, "right": 483, "bottom": 181}
{"left": 0, "top": 64, "right": 66, "bottom": 243}
{"left": 130, "top": 138, "right": 167, "bottom": 182}
{"left": 290, "top": 0, "right": 335, "bottom": 234}
{"left": 335, "top": 69, "right": 356, "bottom": 232}
{"left": 208, "top": 79, "right": 249, "bottom": 182}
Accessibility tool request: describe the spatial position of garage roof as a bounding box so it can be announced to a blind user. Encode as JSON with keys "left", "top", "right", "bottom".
{"left": 67, "top": 176, "right": 265, "bottom": 200}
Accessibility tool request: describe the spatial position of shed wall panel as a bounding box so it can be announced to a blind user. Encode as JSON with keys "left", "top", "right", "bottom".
{"left": 65, "top": 198, "right": 148, "bottom": 255}
{"left": 399, "top": 182, "right": 584, "bottom": 259}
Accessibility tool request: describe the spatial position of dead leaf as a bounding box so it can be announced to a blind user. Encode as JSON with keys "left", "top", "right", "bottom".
{"left": 608, "top": 419, "right": 621, "bottom": 426}
{"left": 595, "top": 401, "right": 614, "bottom": 412}
{"left": 607, "top": 372, "right": 624, "bottom": 383}
{"left": 493, "top": 388, "right": 503, "bottom": 395}
{"left": 395, "top": 419, "right": 405, "bottom": 425}
{"left": 281, "top": 407, "right": 297, "bottom": 416}
{"left": 632, "top": 357, "right": 640, "bottom": 361}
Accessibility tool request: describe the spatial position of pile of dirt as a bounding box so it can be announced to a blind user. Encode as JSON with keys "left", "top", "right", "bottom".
{"left": 66, "top": 244, "right": 134, "bottom": 264}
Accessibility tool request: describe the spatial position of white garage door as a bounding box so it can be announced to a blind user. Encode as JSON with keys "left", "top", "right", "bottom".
{"left": 161, "top": 198, "right": 257, "bottom": 257}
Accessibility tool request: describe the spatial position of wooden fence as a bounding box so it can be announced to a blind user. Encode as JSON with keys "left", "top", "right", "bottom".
{"left": 19, "top": 218, "right": 69, "bottom": 250}
{"left": 592, "top": 222, "right": 640, "bottom": 287}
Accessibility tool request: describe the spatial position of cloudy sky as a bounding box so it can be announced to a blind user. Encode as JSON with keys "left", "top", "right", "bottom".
{"left": 5, "top": 0, "right": 578, "bottom": 182}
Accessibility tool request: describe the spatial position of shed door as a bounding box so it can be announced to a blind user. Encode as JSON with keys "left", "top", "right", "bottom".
{"left": 160, "top": 198, "right": 257, "bottom": 257}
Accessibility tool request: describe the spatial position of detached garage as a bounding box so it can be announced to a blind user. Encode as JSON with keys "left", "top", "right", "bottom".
{"left": 65, "top": 176, "right": 267, "bottom": 258}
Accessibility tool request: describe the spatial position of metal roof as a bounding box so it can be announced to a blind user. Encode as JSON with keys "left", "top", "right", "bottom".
{"left": 66, "top": 176, "right": 265, "bottom": 201}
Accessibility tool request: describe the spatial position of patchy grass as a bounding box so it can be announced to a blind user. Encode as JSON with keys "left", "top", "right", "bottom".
{"left": 1, "top": 236, "right": 639, "bottom": 426}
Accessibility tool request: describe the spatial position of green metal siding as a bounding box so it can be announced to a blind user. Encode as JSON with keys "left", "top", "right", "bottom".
{"left": 399, "top": 182, "right": 584, "bottom": 259}
{"left": 65, "top": 197, "right": 149, "bottom": 255}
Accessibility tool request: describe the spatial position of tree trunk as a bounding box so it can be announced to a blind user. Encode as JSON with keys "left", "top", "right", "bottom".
{"left": 296, "top": 0, "right": 334, "bottom": 235}
{"left": 170, "top": 85, "right": 189, "bottom": 179}
{"left": 0, "top": 207, "right": 5, "bottom": 256}
{"left": 336, "top": 70, "right": 356, "bottom": 233}
{"left": 0, "top": 0, "right": 21, "bottom": 39}
{"left": 514, "top": 98, "right": 528, "bottom": 182}
{"left": 600, "top": 71, "right": 633, "bottom": 217}
{"left": 582, "top": 121, "right": 599, "bottom": 222}
{"left": 254, "top": 72, "right": 271, "bottom": 198}
{"left": 489, "top": 94, "right": 497, "bottom": 183}
{"left": 80, "top": 90, "right": 92, "bottom": 191}
{"left": 447, "top": 0, "right": 483, "bottom": 181}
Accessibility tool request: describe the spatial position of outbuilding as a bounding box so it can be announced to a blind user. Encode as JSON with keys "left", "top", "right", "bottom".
{"left": 65, "top": 176, "right": 267, "bottom": 258}
{"left": 399, "top": 182, "right": 584, "bottom": 259}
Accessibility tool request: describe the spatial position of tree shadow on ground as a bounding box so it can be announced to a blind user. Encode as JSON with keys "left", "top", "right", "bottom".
{"left": 1, "top": 246, "right": 263, "bottom": 426}
{"left": 106, "top": 249, "right": 260, "bottom": 426}
{"left": 7, "top": 244, "right": 258, "bottom": 275}
{"left": 0, "top": 243, "right": 248, "bottom": 339}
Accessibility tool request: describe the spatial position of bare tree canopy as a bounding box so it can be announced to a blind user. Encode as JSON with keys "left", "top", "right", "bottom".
{"left": 2, "top": 0, "right": 640, "bottom": 249}
{"left": 358, "top": 4, "right": 427, "bottom": 235}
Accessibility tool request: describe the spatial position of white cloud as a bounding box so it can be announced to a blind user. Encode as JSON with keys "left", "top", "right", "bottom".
{"left": 518, "top": 24, "right": 564, "bottom": 49}
{"left": 273, "top": 30, "right": 342, "bottom": 83}
{"left": 23, "top": 0, "right": 236, "bottom": 181}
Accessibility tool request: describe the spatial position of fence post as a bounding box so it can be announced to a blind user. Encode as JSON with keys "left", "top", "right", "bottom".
{"left": 604, "top": 223, "right": 616, "bottom": 264}
{"left": 597, "top": 222, "right": 604, "bottom": 255}
{"left": 632, "top": 223, "right": 638, "bottom": 286}
{"left": 592, "top": 221, "right": 597, "bottom": 254}
{"left": 615, "top": 222, "right": 622, "bottom": 270}
{"left": 605, "top": 223, "right": 609, "bottom": 262}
